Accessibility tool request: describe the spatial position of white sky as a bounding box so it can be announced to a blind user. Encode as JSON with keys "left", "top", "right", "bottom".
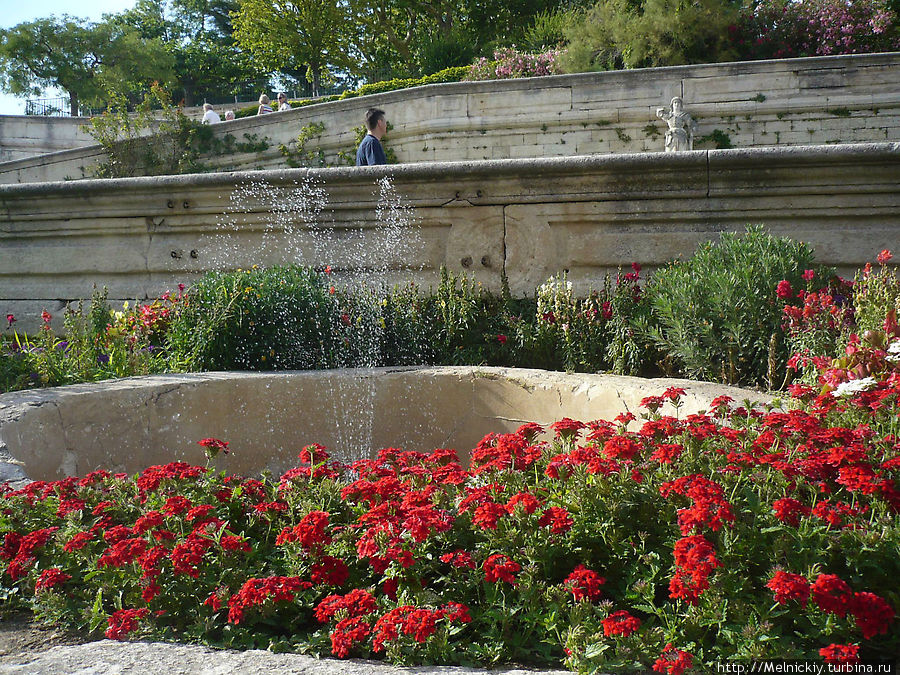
{"left": 0, "top": 0, "right": 138, "bottom": 115}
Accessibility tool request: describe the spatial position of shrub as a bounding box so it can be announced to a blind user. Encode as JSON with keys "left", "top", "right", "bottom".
{"left": 233, "top": 67, "right": 471, "bottom": 119}
{"left": 729, "top": 0, "right": 900, "bottom": 60}
{"left": 0, "top": 289, "right": 176, "bottom": 391}
{"left": 165, "top": 266, "right": 347, "bottom": 371}
{"left": 465, "top": 47, "right": 565, "bottom": 81}
{"left": 561, "top": 0, "right": 739, "bottom": 72}
{"left": 85, "top": 84, "right": 216, "bottom": 178}
{"left": 1, "top": 384, "right": 898, "bottom": 668}
{"left": 643, "top": 226, "right": 828, "bottom": 387}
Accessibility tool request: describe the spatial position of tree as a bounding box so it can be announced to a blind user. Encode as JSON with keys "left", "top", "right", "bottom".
{"left": 232, "top": 0, "right": 353, "bottom": 96}
{"left": 112, "top": 0, "right": 263, "bottom": 107}
{"left": 0, "top": 16, "right": 173, "bottom": 116}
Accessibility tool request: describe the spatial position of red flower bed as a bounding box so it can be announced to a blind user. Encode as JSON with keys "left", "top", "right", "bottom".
{"left": 1, "top": 381, "right": 898, "bottom": 671}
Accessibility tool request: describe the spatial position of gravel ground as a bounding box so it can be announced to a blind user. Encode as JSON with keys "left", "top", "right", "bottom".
{"left": 0, "top": 613, "right": 574, "bottom": 675}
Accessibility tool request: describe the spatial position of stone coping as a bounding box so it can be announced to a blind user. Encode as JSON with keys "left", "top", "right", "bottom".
{"left": 0, "top": 366, "right": 775, "bottom": 485}
{"left": 1, "top": 141, "right": 897, "bottom": 196}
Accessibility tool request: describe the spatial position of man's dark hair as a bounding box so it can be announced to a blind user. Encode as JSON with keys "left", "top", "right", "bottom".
{"left": 365, "top": 108, "right": 385, "bottom": 132}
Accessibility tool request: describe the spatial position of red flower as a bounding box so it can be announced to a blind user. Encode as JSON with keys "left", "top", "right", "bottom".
{"left": 5, "top": 313, "right": 14, "bottom": 328}
{"left": 602, "top": 435, "right": 642, "bottom": 461}
{"left": 802, "top": 269, "right": 815, "bottom": 281}
{"left": 876, "top": 249, "right": 893, "bottom": 265}
{"left": 41, "top": 309, "right": 52, "bottom": 325}
{"left": 811, "top": 574, "right": 853, "bottom": 617}
{"left": 440, "top": 549, "right": 476, "bottom": 569}
{"left": 772, "top": 498, "right": 810, "bottom": 527}
{"left": 105, "top": 608, "right": 149, "bottom": 640}
{"left": 538, "top": 506, "right": 573, "bottom": 534}
{"left": 497, "top": 334, "right": 507, "bottom": 344}
{"left": 63, "top": 531, "right": 94, "bottom": 552}
{"left": 551, "top": 418, "right": 586, "bottom": 441}
{"left": 311, "top": 556, "right": 350, "bottom": 587}
{"left": 472, "top": 501, "right": 507, "bottom": 530}
{"left": 483, "top": 553, "right": 520, "bottom": 584}
{"left": 197, "top": 437, "right": 229, "bottom": 458}
{"left": 653, "top": 644, "right": 693, "bottom": 675}
{"left": 766, "top": 571, "right": 810, "bottom": 607}
{"left": 506, "top": 492, "right": 541, "bottom": 515}
{"left": 849, "top": 591, "right": 895, "bottom": 640}
{"left": 34, "top": 568, "right": 71, "bottom": 592}
{"left": 819, "top": 643, "right": 859, "bottom": 666}
{"left": 602, "top": 610, "right": 641, "bottom": 637}
{"left": 776, "top": 280, "right": 793, "bottom": 299}
{"left": 163, "top": 496, "right": 192, "bottom": 516}
{"left": 330, "top": 616, "right": 371, "bottom": 658}
{"left": 564, "top": 565, "right": 605, "bottom": 601}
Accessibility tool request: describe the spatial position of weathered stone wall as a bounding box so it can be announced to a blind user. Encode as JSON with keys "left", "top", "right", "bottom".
{"left": 1, "top": 143, "right": 898, "bottom": 332}
{"left": 0, "top": 367, "right": 772, "bottom": 482}
{"left": 0, "top": 116, "right": 98, "bottom": 163}
{"left": 1, "top": 53, "right": 898, "bottom": 184}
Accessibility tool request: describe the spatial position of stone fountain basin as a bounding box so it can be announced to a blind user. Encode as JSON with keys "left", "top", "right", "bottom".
{"left": 0, "top": 366, "right": 773, "bottom": 483}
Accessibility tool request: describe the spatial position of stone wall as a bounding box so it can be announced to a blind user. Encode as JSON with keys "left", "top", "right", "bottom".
{"left": 1, "top": 52, "right": 898, "bottom": 184}
{"left": 1, "top": 143, "right": 898, "bottom": 332}
{"left": 0, "top": 367, "right": 772, "bottom": 482}
{"left": 0, "top": 116, "right": 97, "bottom": 163}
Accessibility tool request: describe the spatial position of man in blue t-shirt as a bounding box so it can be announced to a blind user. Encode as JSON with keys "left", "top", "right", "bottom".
{"left": 356, "top": 108, "right": 388, "bottom": 166}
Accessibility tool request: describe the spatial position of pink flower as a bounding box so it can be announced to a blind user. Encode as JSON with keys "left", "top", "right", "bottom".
{"left": 876, "top": 249, "right": 893, "bottom": 265}
{"left": 802, "top": 269, "right": 815, "bottom": 281}
{"left": 776, "top": 280, "right": 793, "bottom": 299}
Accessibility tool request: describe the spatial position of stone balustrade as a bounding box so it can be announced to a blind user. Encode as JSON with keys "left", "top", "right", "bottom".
{"left": 1, "top": 142, "right": 898, "bottom": 332}
{"left": 1, "top": 52, "right": 898, "bottom": 184}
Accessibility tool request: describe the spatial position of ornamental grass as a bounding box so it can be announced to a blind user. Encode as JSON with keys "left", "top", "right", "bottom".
{"left": 2, "top": 377, "right": 898, "bottom": 672}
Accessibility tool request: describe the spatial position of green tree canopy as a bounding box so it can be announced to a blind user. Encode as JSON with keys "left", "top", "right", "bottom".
{"left": 232, "top": 0, "right": 353, "bottom": 96}
{"left": 0, "top": 16, "right": 173, "bottom": 115}
{"left": 112, "top": 0, "right": 263, "bottom": 107}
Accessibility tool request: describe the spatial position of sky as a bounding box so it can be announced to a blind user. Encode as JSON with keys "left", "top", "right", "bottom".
{"left": 0, "top": 0, "right": 138, "bottom": 115}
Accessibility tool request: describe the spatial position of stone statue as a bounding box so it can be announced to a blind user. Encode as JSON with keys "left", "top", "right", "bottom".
{"left": 656, "top": 96, "right": 698, "bottom": 152}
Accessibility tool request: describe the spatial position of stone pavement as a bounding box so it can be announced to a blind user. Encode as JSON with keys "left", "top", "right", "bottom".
{"left": 0, "top": 639, "right": 574, "bottom": 675}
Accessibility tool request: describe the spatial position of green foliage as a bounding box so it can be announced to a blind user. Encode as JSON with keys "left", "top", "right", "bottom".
{"left": 520, "top": 9, "right": 571, "bottom": 51}
{"left": 234, "top": 67, "right": 470, "bottom": 119}
{"left": 110, "top": 0, "right": 264, "bottom": 108}
{"left": 853, "top": 254, "right": 900, "bottom": 339}
{"left": 165, "top": 266, "right": 348, "bottom": 371}
{"left": 0, "top": 16, "right": 174, "bottom": 115}
{"left": 697, "top": 129, "right": 733, "bottom": 149}
{"left": 560, "top": 0, "right": 739, "bottom": 72}
{"left": 417, "top": 29, "right": 477, "bottom": 75}
{"left": 0, "top": 288, "right": 175, "bottom": 392}
{"left": 643, "top": 226, "right": 825, "bottom": 387}
{"left": 85, "top": 84, "right": 218, "bottom": 178}
{"left": 280, "top": 122, "right": 327, "bottom": 168}
{"left": 232, "top": 0, "right": 352, "bottom": 96}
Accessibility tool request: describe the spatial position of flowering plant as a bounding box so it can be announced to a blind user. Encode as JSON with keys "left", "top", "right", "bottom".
{"left": 729, "top": 0, "right": 900, "bottom": 59}
{"left": 465, "top": 47, "right": 565, "bottom": 81}
{"left": 1, "top": 379, "right": 898, "bottom": 670}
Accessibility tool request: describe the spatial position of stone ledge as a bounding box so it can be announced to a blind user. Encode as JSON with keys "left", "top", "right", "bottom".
{"left": 0, "top": 367, "right": 774, "bottom": 484}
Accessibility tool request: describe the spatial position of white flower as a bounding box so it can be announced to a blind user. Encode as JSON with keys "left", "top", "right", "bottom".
{"left": 831, "top": 377, "right": 877, "bottom": 397}
{"left": 886, "top": 340, "right": 900, "bottom": 363}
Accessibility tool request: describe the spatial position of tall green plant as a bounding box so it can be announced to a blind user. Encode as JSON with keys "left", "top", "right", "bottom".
{"left": 86, "top": 83, "right": 215, "bottom": 178}
{"left": 643, "top": 226, "right": 825, "bottom": 387}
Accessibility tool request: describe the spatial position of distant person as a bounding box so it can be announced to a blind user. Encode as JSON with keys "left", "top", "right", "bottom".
{"left": 277, "top": 93, "right": 291, "bottom": 111}
{"left": 258, "top": 94, "right": 273, "bottom": 115}
{"left": 356, "top": 108, "right": 387, "bottom": 166}
{"left": 201, "top": 103, "right": 221, "bottom": 124}
{"left": 224, "top": 110, "right": 235, "bottom": 121}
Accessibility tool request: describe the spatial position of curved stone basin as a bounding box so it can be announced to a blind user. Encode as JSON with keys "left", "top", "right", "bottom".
{"left": 0, "top": 366, "right": 773, "bottom": 483}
